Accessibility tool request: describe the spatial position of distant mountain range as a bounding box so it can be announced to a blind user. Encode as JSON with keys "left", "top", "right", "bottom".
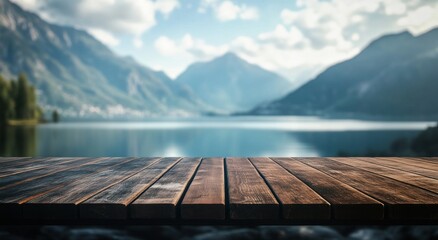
{"left": 250, "top": 28, "right": 438, "bottom": 119}
{"left": 2, "top": 0, "right": 437, "bottom": 120}
{"left": 0, "top": 0, "right": 294, "bottom": 118}
{"left": 0, "top": 0, "right": 209, "bottom": 118}
{"left": 176, "top": 53, "right": 294, "bottom": 113}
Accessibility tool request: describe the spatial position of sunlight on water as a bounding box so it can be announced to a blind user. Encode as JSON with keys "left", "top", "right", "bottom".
{"left": 1, "top": 117, "right": 434, "bottom": 157}
{"left": 40, "top": 117, "right": 435, "bottom": 131}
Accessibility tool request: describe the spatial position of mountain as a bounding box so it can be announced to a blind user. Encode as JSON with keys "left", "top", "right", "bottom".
{"left": 176, "top": 53, "right": 294, "bottom": 113}
{"left": 0, "top": 0, "right": 208, "bottom": 118}
{"left": 251, "top": 29, "right": 438, "bottom": 119}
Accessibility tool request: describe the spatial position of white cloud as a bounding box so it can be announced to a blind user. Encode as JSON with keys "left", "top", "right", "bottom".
{"left": 154, "top": 34, "right": 228, "bottom": 77}
{"left": 351, "top": 33, "right": 360, "bottom": 41}
{"left": 155, "top": 36, "right": 181, "bottom": 56}
{"left": 151, "top": 64, "right": 184, "bottom": 79}
{"left": 383, "top": 0, "right": 407, "bottom": 15}
{"left": 133, "top": 38, "right": 143, "bottom": 48}
{"left": 216, "top": 1, "right": 240, "bottom": 21}
{"left": 12, "top": 0, "right": 438, "bottom": 83}
{"left": 87, "top": 28, "right": 120, "bottom": 47}
{"left": 155, "top": 0, "right": 180, "bottom": 16}
{"left": 153, "top": 0, "right": 438, "bottom": 82}
{"left": 199, "top": 0, "right": 259, "bottom": 21}
{"left": 258, "top": 25, "right": 306, "bottom": 48}
{"left": 229, "top": 33, "right": 360, "bottom": 81}
{"left": 10, "top": 0, "right": 40, "bottom": 10}
{"left": 240, "top": 6, "right": 259, "bottom": 20}
{"left": 155, "top": 34, "right": 228, "bottom": 60}
{"left": 11, "top": 0, "right": 180, "bottom": 47}
{"left": 266, "top": 0, "right": 438, "bottom": 80}
{"left": 397, "top": 4, "right": 438, "bottom": 34}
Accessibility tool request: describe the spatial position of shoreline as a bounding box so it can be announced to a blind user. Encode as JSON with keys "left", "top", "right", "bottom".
{"left": 6, "top": 119, "right": 45, "bottom": 126}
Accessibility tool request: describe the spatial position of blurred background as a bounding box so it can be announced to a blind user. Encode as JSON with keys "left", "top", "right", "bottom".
{"left": 0, "top": 0, "right": 437, "bottom": 157}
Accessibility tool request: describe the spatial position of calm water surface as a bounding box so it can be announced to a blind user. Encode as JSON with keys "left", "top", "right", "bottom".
{"left": 0, "top": 116, "right": 434, "bottom": 157}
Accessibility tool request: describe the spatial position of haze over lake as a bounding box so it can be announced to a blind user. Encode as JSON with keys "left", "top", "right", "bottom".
{"left": 1, "top": 117, "right": 433, "bottom": 157}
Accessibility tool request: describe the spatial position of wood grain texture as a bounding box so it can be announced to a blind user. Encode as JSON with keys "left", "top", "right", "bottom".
{"left": 0, "top": 157, "right": 134, "bottom": 219}
{"left": 130, "top": 158, "right": 201, "bottom": 219}
{"left": 0, "top": 157, "right": 105, "bottom": 189}
{"left": 420, "top": 157, "right": 438, "bottom": 163}
{"left": 0, "top": 157, "right": 74, "bottom": 177}
{"left": 80, "top": 157, "right": 180, "bottom": 219}
{"left": 274, "top": 158, "right": 383, "bottom": 220}
{"left": 226, "top": 158, "right": 279, "bottom": 220}
{"left": 300, "top": 158, "right": 438, "bottom": 220}
{"left": 408, "top": 157, "right": 438, "bottom": 165}
{"left": 249, "top": 157, "right": 330, "bottom": 220}
{"left": 360, "top": 157, "right": 438, "bottom": 179}
{"left": 0, "top": 157, "right": 49, "bottom": 168}
{"left": 181, "top": 158, "right": 225, "bottom": 220}
{"left": 389, "top": 157, "right": 438, "bottom": 170}
{"left": 0, "top": 157, "right": 77, "bottom": 171}
{"left": 23, "top": 158, "right": 159, "bottom": 219}
{"left": 0, "top": 157, "right": 437, "bottom": 223}
{"left": 0, "top": 157, "right": 30, "bottom": 163}
{"left": 329, "top": 158, "right": 438, "bottom": 194}
{"left": 404, "top": 157, "right": 438, "bottom": 168}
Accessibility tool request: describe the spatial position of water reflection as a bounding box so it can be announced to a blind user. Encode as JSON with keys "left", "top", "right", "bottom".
{"left": 0, "top": 126, "right": 36, "bottom": 156}
{"left": 0, "top": 118, "right": 427, "bottom": 157}
{"left": 36, "top": 127, "right": 320, "bottom": 157}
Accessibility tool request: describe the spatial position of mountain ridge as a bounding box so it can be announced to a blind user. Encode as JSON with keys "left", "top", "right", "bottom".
{"left": 250, "top": 28, "right": 438, "bottom": 119}
{"left": 0, "top": 0, "right": 210, "bottom": 118}
{"left": 176, "top": 52, "right": 295, "bottom": 113}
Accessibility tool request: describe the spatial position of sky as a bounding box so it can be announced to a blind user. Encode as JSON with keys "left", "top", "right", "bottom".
{"left": 11, "top": 0, "right": 438, "bottom": 82}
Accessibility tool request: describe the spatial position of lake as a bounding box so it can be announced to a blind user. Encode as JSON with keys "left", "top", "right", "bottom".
{"left": 0, "top": 116, "right": 434, "bottom": 157}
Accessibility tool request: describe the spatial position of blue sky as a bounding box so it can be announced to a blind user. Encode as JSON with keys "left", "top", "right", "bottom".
{"left": 11, "top": 0, "right": 438, "bottom": 81}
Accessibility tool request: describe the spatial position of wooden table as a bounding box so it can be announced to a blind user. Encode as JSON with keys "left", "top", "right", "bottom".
{"left": 0, "top": 157, "right": 437, "bottom": 225}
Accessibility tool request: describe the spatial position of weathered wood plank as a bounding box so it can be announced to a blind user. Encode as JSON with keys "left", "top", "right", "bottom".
{"left": 0, "top": 163, "right": 46, "bottom": 178}
{"left": 23, "top": 158, "right": 160, "bottom": 219}
{"left": 0, "top": 157, "right": 134, "bottom": 219}
{"left": 329, "top": 158, "right": 438, "bottom": 194}
{"left": 0, "top": 158, "right": 50, "bottom": 177}
{"left": 274, "top": 158, "right": 383, "bottom": 220}
{"left": 417, "top": 157, "right": 438, "bottom": 165}
{"left": 300, "top": 158, "right": 438, "bottom": 220}
{"left": 0, "top": 157, "right": 105, "bottom": 189}
{"left": 0, "top": 157, "right": 46, "bottom": 167}
{"left": 405, "top": 157, "right": 438, "bottom": 167}
{"left": 181, "top": 158, "right": 225, "bottom": 220}
{"left": 0, "top": 157, "right": 30, "bottom": 163}
{"left": 249, "top": 157, "right": 330, "bottom": 220}
{"left": 0, "top": 157, "right": 437, "bottom": 223}
{"left": 80, "top": 157, "right": 180, "bottom": 219}
{"left": 0, "top": 157, "right": 75, "bottom": 170}
{"left": 130, "top": 158, "right": 201, "bottom": 219}
{"left": 358, "top": 157, "right": 438, "bottom": 179}
{"left": 420, "top": 157, "right": 438, "bottom": 163}
{"left": 387, "top": 157, "right": 438, "bottom": 170}
{"left": 226, "top": 157, "right": 279, "bottom": 220}
{"left": 0, "top": 157, "right": 70, "bottom": 177}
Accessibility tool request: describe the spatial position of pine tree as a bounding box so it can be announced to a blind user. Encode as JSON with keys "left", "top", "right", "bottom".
{"left": 52, "top": 110, "right": 60, "bottom": 123}
{"left": 0, "top": 75, "right": 10, "bottom": 126}
{"left": 0, "top": 73, "right": 42, "bottom": 124}
{"left": 15, "top": 73, "right": 30, "bottom": 119}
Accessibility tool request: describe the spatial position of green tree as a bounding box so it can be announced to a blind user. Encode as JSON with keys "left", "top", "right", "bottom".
{"left": 15, "top": 73, "right": 31, "bottom": 119}
{"left": 412, "top": 123, "right": 438, "bottom": 156}
{"left": 0, "top": 76, "right": 14, "bottom": 126}
{"left": 0, "top": 73, "right": 42, "bottom": 124}
{"left": 52, "top": 110, "right": 60, "bottom": 123}
{"left": 36, "top": 106, "right": 44, "bottom": 122}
